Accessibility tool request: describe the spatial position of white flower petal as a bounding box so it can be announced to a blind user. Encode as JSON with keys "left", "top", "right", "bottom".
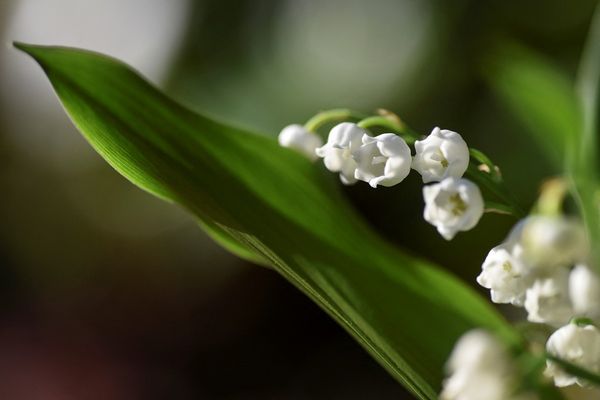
{"left": 441, "top": 330, "right": 537, "bottom": 400}
{"left": 546, "top": 322, "right": 600, "bottom": 387}
{"left": 422, "top": 177, "right": 484, "bottom": 240}
{"left": 315, "top": 122, "right": 366, "bottom": 185}
{"left": 278, "top": 124, "right": 323, "bottom": 161}
{"left": 519, "top": 216, "right": 588, "bottom": 270}
{"left": 354, "top": 133, "right": 411, "bottom": 188}
{"left": 413, "top": 127, "right": 469, "bottom": 183}
{"left": 524, "top": 268, "right": 574, "bottom": 327}
{"left": 477, "top": 245, "right": 531, "bottom": 306}
{"left": 570, "top": 265, "right": 600, "bottom": 319}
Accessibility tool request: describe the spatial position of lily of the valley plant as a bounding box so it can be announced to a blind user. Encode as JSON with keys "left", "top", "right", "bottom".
{"left": 278, "top": 106, "right": 600, "bottom": 398}
{"left": 13, "top": 6, "right": 600, "bottom": 399}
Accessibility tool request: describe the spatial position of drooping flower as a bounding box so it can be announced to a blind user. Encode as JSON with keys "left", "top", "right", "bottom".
{"left": 519, "top": 216, "right": 588, "bottom": 270}
{"left": 569, "top": 265, "right": 600, "bottom": 320}
{"left": 442, "top": 368, "right": 515, "bottom": 400}
{"left": 441, "top": 330, "right": 538, "bottom": 400}
{"left": 423, "top": 177, "right": 484, "bottom": 240}
{"left": 546, "top": 321, "right": 600, "bottom": 387}
{"left": 412, "top": 127, "right": 470, "bottom": 183}
{"left": 478, "top": 214, "right": 591, "bottom": 320}
{"left": 445, "top": 330, "right": 509, "bottom": 373}
{"left": 315, "top": 122, "right": 366, "bottom": 185}
{"left": 353, "top": 133, "right": 412, "bottom": 188}
{"left": 524, "top": 268, "right": 574, "bottom": 327}
{"left": 477, "top": 244, "right": 532, "bottom": 306}
{"left": 278, "top": 124, "right": 323, "bottom": 161}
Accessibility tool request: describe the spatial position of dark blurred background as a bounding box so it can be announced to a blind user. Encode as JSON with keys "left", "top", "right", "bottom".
{"left": 0, "top": 1, "right": 597, "bottom": 399}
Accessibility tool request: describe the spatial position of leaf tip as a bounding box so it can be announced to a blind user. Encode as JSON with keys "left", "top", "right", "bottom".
{"left": 12, "top": 41, "right": 47, "bottom": 61}
{"left": 13, "top": 41, "right": 32, "bottom": 52}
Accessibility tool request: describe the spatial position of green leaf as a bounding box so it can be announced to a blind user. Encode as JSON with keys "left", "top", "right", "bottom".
{"left": 572, "top": 5, "right": 600, "bottom": 267}
{"left": 484, "top": 42, "right": 581, "bottom": 170}
{"left": 16, "top": 42, "right": 521, "bottom": 399}
{"left": 484, "top": 15, "right": 600, "bottom": 277}
{"left": 576, "top": 6, "right": 600, "bottom": 169}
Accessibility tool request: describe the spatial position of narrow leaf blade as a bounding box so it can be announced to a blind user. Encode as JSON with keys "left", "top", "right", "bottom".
{"left": 573, "top": 6, "right": 600, "bottom": 267}
{"left": 16, "top": 42, "right": 521, "bottom": 399}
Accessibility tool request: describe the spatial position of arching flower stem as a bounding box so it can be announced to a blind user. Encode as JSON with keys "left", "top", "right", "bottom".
{"left": 356, "top": 116, "right": 417, "bottom": 144}
{"left": 303, "top": 108, "right": 368, "bottom": 133}
{"left": 303, "top": 108, "right": 526, "bottom": 216}
{"left": 533, "top": 177, "right": 569, "bottom": 216}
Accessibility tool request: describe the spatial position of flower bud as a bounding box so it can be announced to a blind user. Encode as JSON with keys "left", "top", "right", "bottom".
{"left": 569, "top": 265, "right": 600, "bottom": 319}
{"left": 412, "top": 127, "right": 469, "bottom": 183}
{"left": 278, "top": 124, "right": 323, "bottom": 161}
{"left": 423, "top": 177, "right": 484, "bottom": 240}
{"left": 546, "top": 322, "right": 600, "bottom": 387}
{"left": 524, "top": 268, "right": 574, "bottom": 327}
{"left": 315, "top": 122, "right": 366, "bottom": 185}
{"left": 477, "top": 244, "right": 532, "bottom": 306}
{"left": 353, "top": 133, "right": 411, "bottom": 188}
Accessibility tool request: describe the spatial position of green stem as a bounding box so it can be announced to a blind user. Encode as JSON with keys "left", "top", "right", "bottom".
{"left": 469, "top": 148, "right": 501, "bottom": 181}
{"left": 571, "top": 317, "right": 596, "bottom": 327}
{"left": 306, "top": 108, "right": 526, "bottom": 218}
{"left": 362, "top": 113, "right": 524, "bottom": 216}
{"left": 304, "top": 108, "right": 368, "bottom": 132}
{"left": 357, "top": 116, "right": 418, "bottom": 144}
{"left": 546, "top": 353, "right": 600, "bottom": 386}
{"left": 466, "top": 148, "right": 526, "bottom": 217}
{"left": 466, "top": 162, "right": 526, "bottom": 217}
{"left": 484, "top": 201, "right": 515, "bottom": 215}
{"left": 533, "top": 177, "right": 568, "bottom": 216}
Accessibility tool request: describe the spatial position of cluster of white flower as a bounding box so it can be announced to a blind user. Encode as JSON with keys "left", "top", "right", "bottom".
{"left": 279, "top": 122, "right": 484, "bottom": 240}
{"left": 440, "top": 330, "right": 538, "bottom": 400}
{"left": 475, "top": 213, "right": 600, "bottom": 388}
{"left": 477, "top": 216, "right": 588, "bottom": 322}
{"left": 314, "top": 122, "right": 410, "bottom": 186}
{"left": 279, "top": 113, "right": 600, "bottom": 395}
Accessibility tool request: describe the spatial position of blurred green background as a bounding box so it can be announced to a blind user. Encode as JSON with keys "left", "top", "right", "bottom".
{"left": 0, "top": 0, "right": 597, "bottom": 398}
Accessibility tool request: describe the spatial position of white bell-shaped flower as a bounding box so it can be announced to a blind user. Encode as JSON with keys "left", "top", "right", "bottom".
{"left": 477, "top": 244, "right": 532, "bottom": 306}
{"left": 353, "top": 133, "right": 412, "bottom": 188}
{"left": 423, "top": 177, "right": 484, "bottom": 240}
{"left": 570, "top": 265, "right": 600, "bottom": 320}
{"left": 445, "top": 330, "right": 509, "bottom": 373}
{"left": 412, "top": 127, "right": 470, "bottom": 183}
{"left": 524, "top": 268, "right": 574, "bottom": 326}
{"left": 546, "top": 322, "right": 600, "bottom": 387}
{"left": 441, "top": 330, "right": 538, "bottom": 400}
{"left": 278, "top": 124, "right": 323, "bottom": 161}
{"left": 315, "top": 122, "right": 366, "bottom": 185}
{"left": 519, "top": 216, "right": 588, "bottom": 270}
{"left": 442, "top": 330, "right": 510, "bottom": 400}
{"left": 441, "top": 369, "right": 517, "bottom": 400}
